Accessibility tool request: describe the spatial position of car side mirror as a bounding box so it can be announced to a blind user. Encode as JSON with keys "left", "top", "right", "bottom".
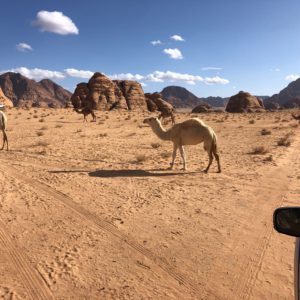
{"left": 274, "top": 207, "right": 300, "bottom": 237}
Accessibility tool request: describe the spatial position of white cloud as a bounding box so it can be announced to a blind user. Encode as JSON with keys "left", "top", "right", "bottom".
{"left": 163, "top": 48, "right": 183, "bottom": 60}
{"left": 150, "top": 40, "right": 162, "bottom": 46}
{"left": 285, "top": 74, "right": 300, "bottom": 82}
{"left": 16, "top": 43, "right": 33, "bottom": 52}
{"left": 170, "top": 35, "right": 185, "bottom": 42}
{"left": 204, "top": 76, "right": 229, "bottom": 85}
{"left": 64, "top": 68, "right": 94, "bottom": 78}
{"left": 33, "top": 10, "right": 79, "bottom": 35}
{"left": 108, "top": 73, "right": 144, "bottom": 81}
{"left": 0, "top": 67, "right": 65, "bottom": 81}
{"left": 201, "top": 67, "right": 222, "bottom": 71}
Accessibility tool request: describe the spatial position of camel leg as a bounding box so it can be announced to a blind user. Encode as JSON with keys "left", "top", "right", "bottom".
{"left": 169, "top": 143, "right": 178, "bottom": 169}
{"left": 179, "top": 145, "right": 187, "bottom": 170}
{"left": 171, "top": 113, "right": 175, "bottom": 125}
{"left": 213, "top": 149, "right": 221, "bottom": 173}
{"left": 204, "top": 150, "right": 214, "bottom": 173}
{"left": 4, "top": 131, "right": 8, "bottom": 151}
{"left": 91, "top": 111, "right": 96, "bottom": 122}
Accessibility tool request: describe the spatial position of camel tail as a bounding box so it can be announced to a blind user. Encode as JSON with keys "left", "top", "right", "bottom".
{"left": 211, "top": 133, "right": 218, "bottom": 155}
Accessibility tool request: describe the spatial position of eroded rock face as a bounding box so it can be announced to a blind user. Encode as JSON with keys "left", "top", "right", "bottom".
{"left": 0, "top": 87, "right": 13, "bottom": 108}
{"left": 71, "top": 72, "right": 147, "bottom": 111}
{"left": 145, "top": 92, "right": 174, "bottom": 113}
{"left": 226, "top": 91, "right": 264, "bottom": 113}
{"left": 192, "top": 104, "right": 210, "bottom": 113}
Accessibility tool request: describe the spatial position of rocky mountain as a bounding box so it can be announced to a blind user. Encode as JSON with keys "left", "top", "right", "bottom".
{"left": 161, "top": 86, "right": 210, "bottom": 108}
{"left": 0, "top": 87, "right": 13, "bottom": 107}
{"left": 201, "top": 96, "right": 229, "bottom": 107}
{"left": 0, "top": 72, "right": 72, "bottom": 108}
{"left": 226, "top": 91, "right": 264, "bottom": 113}
{"left": 71, "top": 72, "right": 147, "bottom": 111}
{"left": 266, "top": 78, "right": 300, "bottom": 107}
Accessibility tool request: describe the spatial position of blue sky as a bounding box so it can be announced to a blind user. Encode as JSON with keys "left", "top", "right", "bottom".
{"left": 1, "top": 0, "right": 300, "bottom": 97}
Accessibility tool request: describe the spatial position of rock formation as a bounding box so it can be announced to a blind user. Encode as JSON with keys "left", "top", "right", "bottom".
{"left": 192, "top": 104, "right": 211, "bottom": 113}
{"left": 0, "top": 72, "right": 71, "bottom": 108}
{"left": 0, "top": 87, "right": 13, "bottom": 108}
{"left": 266, "top": 77, "right": 300, "bottom": 107}
{"left": 225, "top": 91, "right": 265, "bottom": 113}
{"left": 71, "top": 72, "right": 147, "bottom": 111}
{"left": 161, "top": 86, "right": 210, "bottom": 108}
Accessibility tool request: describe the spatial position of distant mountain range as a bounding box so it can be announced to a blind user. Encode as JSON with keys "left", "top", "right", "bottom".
{"left": 0, "top": 72, "right": 71, "bottom": 108}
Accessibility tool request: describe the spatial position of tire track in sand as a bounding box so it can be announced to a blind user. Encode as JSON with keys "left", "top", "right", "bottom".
{"left": 0, "top": 162, "right": 205, "bottom": 298}
{"left": 0, "top": 218, "right": 54, "bottom": 300}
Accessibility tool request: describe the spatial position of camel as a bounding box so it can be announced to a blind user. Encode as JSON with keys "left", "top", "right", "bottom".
{"left": 0, "top": 111, "right": 8, "bottom": 150}
{"left": 143, "top": 117, "right": 221, "bottom": 173}
{"left": 158, "top": 108, "right": 176, "bottom": 125}
{"left": 74, "top": 107, "right": 96, "bottom": 122}
{"left": 292, "top": 113, "right": 300, "bottom": 121}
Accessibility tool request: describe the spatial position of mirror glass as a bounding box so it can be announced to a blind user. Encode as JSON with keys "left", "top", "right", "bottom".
{"left": 274, "top": 207, "right": 300, "bottom": 237}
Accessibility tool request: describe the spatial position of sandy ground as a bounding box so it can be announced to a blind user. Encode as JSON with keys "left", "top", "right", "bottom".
{"left": 0, "top": 108, "right": 299, "bottom": 299}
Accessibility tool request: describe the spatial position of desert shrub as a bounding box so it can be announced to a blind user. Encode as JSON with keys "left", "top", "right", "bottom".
{"left": 151, "top": 142, "right": 161, "bottom": 149}
{"left": 55, "top": 124, "right": 63, "bottom": 128}
{"left": 135, "top": 154, "right": 148, "bottom": 163}
{"left": 161, "top": 151, "right": 171, "bottom": 159}
{"left": 98, "top": 133, "right": 108, "bottom": 137}
{"left": 39, "top": 118, "right": 45, "bottom": 122}
{"left": 261, "top": 128, "right": 271, "bottom": 135}
{"left": 250, "top": 146, "right": 269, "bottom": 155}
{"left": 40, "top": 126, "right": 48, "bottom": 130}
{"left": 36, "top": 131, "right": 44, "bottom": 137}
{"left": 277, "top": 133, "right": 293, "bottom": 147}
{"left": 35, "top": 141, "right": 50, "bottom": 147}
{"left": 249, "top": 119, "right": 255, "bottom": 124}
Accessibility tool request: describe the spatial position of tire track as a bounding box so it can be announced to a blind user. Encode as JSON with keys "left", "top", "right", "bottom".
{"left": 0, "top": 218, "right": 54, "bottom": 300}
{"left": 0, "top": 162, "right": 205, "bottom": 298}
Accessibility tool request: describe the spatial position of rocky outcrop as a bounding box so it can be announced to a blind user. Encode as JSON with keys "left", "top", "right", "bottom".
{"left": 161, "top": 86, "right": 210, "bottom": 108}
{"left": 192, "top": 104, "right": 211, "bottom": 113}
{"left": 264, "top": 101, "right": 281, "bottom": 110}
{"left": 282, "top": 97, "right": 300, "bottom": 109}
{"left": 266, "top": 78, "right": 300, "bottom": 107}
{"left": 0, "top": 87, "right": 13, "bottom": 108}
{"left": 225, "top": 91, "right": 265, "bottom": 113}
{"left": 0, "top": 72, "right": 71, "bottom": 108}
{"left": 71, "top": 72, "right": 147, "bottom": 111}
{"left": 145, "top": 92, "right": 174, "bottom": 113}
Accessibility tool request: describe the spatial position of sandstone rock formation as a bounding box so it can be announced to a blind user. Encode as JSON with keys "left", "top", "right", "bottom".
{"left": 71, "top": 72, "right": 147, "bottom": 111}
{"left": 225, "top": 91, "right": 265, "bottom": 113}
{"left": 161, "top": 86, "right": 210, "bottom": 108}
{"left": 145, "top": 92, "right": 174, "bottom": 112}
{"left": 0, "top": 87, "right": 13, "bottom": 108}
{"left": 192, "top": 103, "right": 212, "bottom": 113}
{"left": 264, "top": 101, "right": 281, "bottom": 110}
{"left": 0, "top": 72, "right": 71, "bottom": 108}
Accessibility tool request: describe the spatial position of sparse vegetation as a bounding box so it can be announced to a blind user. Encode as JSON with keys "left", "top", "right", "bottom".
{"left": 36, "top": 131, "right": 44, "bottom": 137}
{"left": 249, "top": 119, "right": 255, "bottom": 124}
{"left": 151, "top": 142, "right": 161, "bottom": 149}
{"left": 250, "top": 146, "right": 269, "bottom": 155}
{"left": 277, "top": 132, "right": 293, "bottom": 147}
{"left": 135, "top": 154, "right": 148, "bottom": 163}
{"left": 261, "top": 128, "right": 271, "bottom": 135}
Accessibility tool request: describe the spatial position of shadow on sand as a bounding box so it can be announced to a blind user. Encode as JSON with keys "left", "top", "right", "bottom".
{"left": 49, "top": 168, "right": 199, "bottom": 178}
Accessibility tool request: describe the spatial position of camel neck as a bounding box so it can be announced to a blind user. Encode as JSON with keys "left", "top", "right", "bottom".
{"left": 150, "top": 121, "right": 170, "bottom": 141}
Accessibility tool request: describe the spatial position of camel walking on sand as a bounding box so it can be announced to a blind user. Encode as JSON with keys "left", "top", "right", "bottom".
{"left": 0, "top": 111, "right": 8, "bottom": 150}
{"left": 143, "top": 117, "right": 221, "bottom": 173}
{"left": 74, "top": 107, "right": 96, "bottom": 122}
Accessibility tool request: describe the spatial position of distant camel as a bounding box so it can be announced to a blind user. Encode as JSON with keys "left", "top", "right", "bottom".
{"left": 0, "top": 111, "right": 8, "bottom": 150}
{"left": 158, "top": 108, "right": 176, "bottom": 125}
{"left": 143, "top": 117, "right": 221, "bottom": 173}
{"left": 292, "top": 113, "right": 300, "bottom": 121}
{"left": 74, "top": 107, "right": 96, "bottom": 122}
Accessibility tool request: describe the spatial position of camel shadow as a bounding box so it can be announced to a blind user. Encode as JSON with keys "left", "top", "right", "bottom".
{"left": 89, "top": 169, "right": 197, "bottom": 178}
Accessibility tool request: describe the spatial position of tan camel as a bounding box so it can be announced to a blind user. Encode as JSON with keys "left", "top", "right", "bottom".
{"left": 74, "top": 107, "right": 96, "bottom": 122}
{"left": 143, "top": 117, "right": 221, "bottom": 173}
{"left": 0, "top": 111, "right": 8, "bottom": 150}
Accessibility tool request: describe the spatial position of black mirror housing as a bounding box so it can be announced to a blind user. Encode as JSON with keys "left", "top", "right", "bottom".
{"left": 274, "top": 207, "right": 300, "bottom": 237}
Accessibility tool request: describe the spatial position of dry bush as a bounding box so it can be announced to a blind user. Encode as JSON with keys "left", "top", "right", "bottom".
{"left": 151, "top": 142, "right": 161, "bottom": 149}
{"left": 98, "top": 133, "right": 108, "bottom": 137}
{"left": 36, "top": 131, "right": 44, "bottom": 137}
{"left": 161, "top": 151, "right": 171, "bottom": 159}
{"left": 33, "top": 115, "right": 38, "bottom": 119}
{"left": 135, "top": 154, "right": 148, "bottom": 163}
{"left": 76, "top": 129, "right": 83, "bottom": 133}
{"left": 249, "top": 119, "right": 255, "bottom": 124}
{"left": 277, "top": 133, "right": 293, "bottom": 147}
{"left": 40, "top": 126, "right": 48, "bottom": 130}
{"left": 250, "top": 146, "right": 269, "bottom": 155}
{"left": 263, "top": 155, "right": 273, "bottom": 162}
{"left": 39, "top": 118, "right": 45, "bottom": 122}
{"left": 55, "top": 124, "right": 63, "bottom": 128}
{"left": 35, "top": 141, "right": 50, "bottom": 147}
{"left": 261, "top": 128, "right": 272, "bottom": 135}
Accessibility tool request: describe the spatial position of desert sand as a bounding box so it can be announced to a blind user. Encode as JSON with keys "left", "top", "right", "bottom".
{"left": 0, "top": 108, "right": 299, "bottom": 299}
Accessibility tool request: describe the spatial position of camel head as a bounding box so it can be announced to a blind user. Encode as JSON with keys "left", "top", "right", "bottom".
{"left": 143, "top": 117, "right": 160, "bottom": 126}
